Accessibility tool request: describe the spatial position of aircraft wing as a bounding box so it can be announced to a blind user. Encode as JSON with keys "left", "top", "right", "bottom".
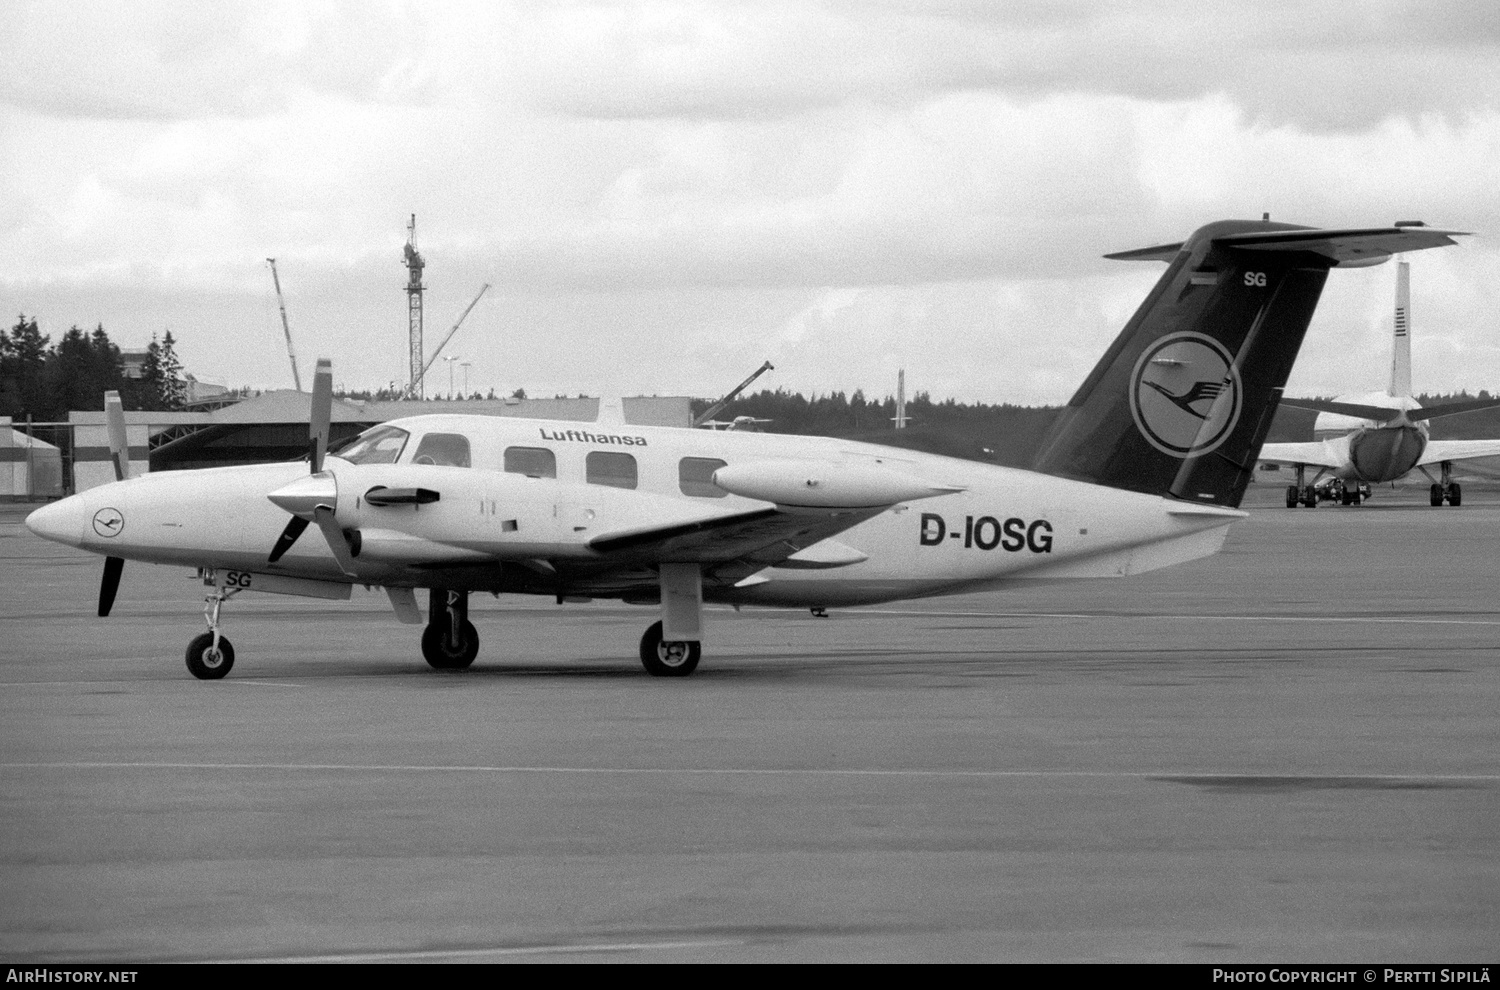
{"left": 1258, "top": 441, "right": 1346, "bottom": 470}
{"left": 587, "top": 504, "right": 889, "bottom": 580}
{"left": 1416, "top": 439, "right": 1500, "bottom": 467}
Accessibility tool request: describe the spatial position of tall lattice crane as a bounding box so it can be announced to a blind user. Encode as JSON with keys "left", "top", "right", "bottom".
{"left": 404, "top": 214, "right": 425, "bottom": 398}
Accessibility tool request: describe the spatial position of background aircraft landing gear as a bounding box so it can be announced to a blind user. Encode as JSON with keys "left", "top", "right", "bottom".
{"left": 1289, "top": 465, "right": 1318, "bottom": 507}
{"left": 423, "top": 589, "right": 478, "bottom": 670}
{"left": 186, "top": 583, "right": 235, "bottom": 679}
{"left": 639, "top": 620, "right": 700, "bottom": 677}
{"left": 1428, "top": 462, "right": 1462, "bottom": 506}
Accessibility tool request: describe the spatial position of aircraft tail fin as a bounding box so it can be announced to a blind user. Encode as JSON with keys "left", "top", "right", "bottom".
{"left": 1030, "top": 220, "right": 1465, "bottom": 507}
{"left": 1390, "top": 260, "right": 1412, "bottom": 398}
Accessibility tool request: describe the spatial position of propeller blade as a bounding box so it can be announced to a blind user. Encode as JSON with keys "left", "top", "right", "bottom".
{"left": 309, "top": 357, "right": 332, "bottom": 473}
{"left": 313, "top": 505, "right": 358, "bottom": 576}
{"left": 98, "top": 555, "right": 124, "bottom": 617}
{"left": 268, "top": 515, "right": 311, "bottom": 563}
{"left": 105, "top": 391, "right": 130, "bottom": 481}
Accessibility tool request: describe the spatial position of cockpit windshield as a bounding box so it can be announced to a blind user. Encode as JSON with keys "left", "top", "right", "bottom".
{"left": 329, "top": 425, "right": 409, "bottom": 465}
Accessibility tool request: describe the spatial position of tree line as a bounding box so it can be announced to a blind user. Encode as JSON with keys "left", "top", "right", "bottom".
{"left": 0, "top": 316, "right": 187, "bottom": 422}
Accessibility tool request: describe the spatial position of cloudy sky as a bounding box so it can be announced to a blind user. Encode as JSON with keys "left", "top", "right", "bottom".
{"left": 3, "top": 0, "right": 1499, "bottom": 406}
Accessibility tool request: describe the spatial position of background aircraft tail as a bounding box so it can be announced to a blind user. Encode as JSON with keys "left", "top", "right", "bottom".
{"left": 1030, "top": 220, "right": 1464, "bottom": 507}
{"left": 1390, "top": 260, "right": 1412, "bottom": 398}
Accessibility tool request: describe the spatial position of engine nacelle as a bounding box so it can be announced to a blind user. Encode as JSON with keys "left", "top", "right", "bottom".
{"left": 712, "top": 459, "right": 962, "bottom": 509}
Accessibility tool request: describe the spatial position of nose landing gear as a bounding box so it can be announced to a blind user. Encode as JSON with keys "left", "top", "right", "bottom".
{"left": 186, "top": 580, "right": 237, "bottom": 680}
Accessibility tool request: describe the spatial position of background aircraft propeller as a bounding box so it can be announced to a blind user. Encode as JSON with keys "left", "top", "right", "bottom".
{"left": 98, "top": 390, "right": 129, "bottom": 617}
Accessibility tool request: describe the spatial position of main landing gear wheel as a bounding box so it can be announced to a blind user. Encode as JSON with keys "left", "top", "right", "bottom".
{"left": 1284, "top": 485, "right": 1299, "bottom": 508}
{"left": 1450, "top": 483, "right": 1462, "bottom": 506}
{"left": 185, "top": 632, "right": 234, "bottom": 680}
{"left": 639, "top": 620, "right": 700, "bottom": 677}
{"left": 422, "top": 620, "right": 479, "bottom": 670}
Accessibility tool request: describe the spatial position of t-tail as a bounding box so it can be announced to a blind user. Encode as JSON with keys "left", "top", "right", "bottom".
{"left": 1390, "top": 260, "right": 1412, "bottom": 399}
{"left": 1030, "top": 219, "right": 1465, "bottom": 507}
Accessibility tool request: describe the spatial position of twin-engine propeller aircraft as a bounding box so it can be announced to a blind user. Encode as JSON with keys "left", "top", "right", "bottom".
{"left": 1261, "top": 257, "right": 1500, "bottom": 507}
{"left": 26, "top": 219, "right": 1465, "bottom": 679}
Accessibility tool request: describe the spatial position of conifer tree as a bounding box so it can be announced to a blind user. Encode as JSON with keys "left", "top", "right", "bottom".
{"left": 0, "top": 315, "right": 50, "bottom": 419}
{"left": 157, "top": 331, "right": 186, "bottom": 409}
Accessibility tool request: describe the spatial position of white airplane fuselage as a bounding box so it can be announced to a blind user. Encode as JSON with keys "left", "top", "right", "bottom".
{"left": 29, "top": 412, "right": 1240, "bottom": 609}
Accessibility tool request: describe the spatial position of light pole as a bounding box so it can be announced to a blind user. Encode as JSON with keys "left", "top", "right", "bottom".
{"left": 461, "top": 361, "right": 471, "bottom": 399}
{"left": 443, "top": 355, "right": 460, "bottom": 400}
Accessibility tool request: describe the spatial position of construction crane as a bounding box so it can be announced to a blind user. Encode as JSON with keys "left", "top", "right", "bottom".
{"left": 265, "top": 258, "right": 303, "bottom": 391}
{"left": 417, "top": 283, "right": 491, "bottom": 390}
{"left": 693, "top": 360, "right": 775, "bottom": 427}
{"left": 404, "top": 214, "right": 425, "bottom": 398}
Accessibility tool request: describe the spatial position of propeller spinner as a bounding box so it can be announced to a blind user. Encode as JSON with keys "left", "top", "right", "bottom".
{"left": 266, "top": 358, "right": 354, "bottom": 573}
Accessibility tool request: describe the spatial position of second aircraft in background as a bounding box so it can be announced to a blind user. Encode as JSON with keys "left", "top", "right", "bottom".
{"left": 1261, "top": 259, "right": 1500, "bottom": 507}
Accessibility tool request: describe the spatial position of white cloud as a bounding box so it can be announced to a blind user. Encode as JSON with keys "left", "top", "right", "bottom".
{"left": 2, "top": 1, "right": 1499, "bottom": 405}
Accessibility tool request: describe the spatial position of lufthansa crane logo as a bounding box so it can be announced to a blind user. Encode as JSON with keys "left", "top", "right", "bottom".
{"left": 1129, "top": 331, "right": 1242, "bottom": 458}
{"left": 92, "top": 507, "right": 124, "bottom": 538}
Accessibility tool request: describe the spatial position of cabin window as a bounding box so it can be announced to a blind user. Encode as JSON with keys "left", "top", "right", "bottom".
{"left": 332, "top": 425, "right": 408, "bottom": 465}
{"left": 679, "top": 457, "right": 728, "bottom": 498}
{"left": 504, "top": 446, "right": 557, "bottom": 479}
{"left": 411, "top": 432, "right": 471, "bottom": 467}
{"left": 586, "top": 451, "right": 637, "bottom": 489}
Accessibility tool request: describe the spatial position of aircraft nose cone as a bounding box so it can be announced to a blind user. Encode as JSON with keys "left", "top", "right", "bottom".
{"left": 25, "top": 495, "right": 87, "bottom": 548}
{"left": 268, "top": 472, "right": 337, "bottom": 518}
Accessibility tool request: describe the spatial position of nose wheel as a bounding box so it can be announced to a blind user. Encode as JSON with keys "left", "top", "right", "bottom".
{"left": 186, "top": 580, "right": 236, "bottom": 679}
{"left": 186, "top": 632, "right": 235, "bottom": 679}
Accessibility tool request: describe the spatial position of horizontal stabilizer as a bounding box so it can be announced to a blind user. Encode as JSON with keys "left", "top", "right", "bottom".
{"left": 1407, "top": 397, "right": 1500, "bottom": 422}
{"left": 1213, "top": 225, "right": 1468, "bottom": 267}
{"left": 1277, "top": 398, "right": 1406, "bottom": 422}
{"left": 1278, "top": 396, "right": 1500, "bottom": 424}
{"left": 1103, "top": 241, "right": 1184, "bottom": 262}
{"left": 1106, "top": 225, "right": 1468, "bottom": 268}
